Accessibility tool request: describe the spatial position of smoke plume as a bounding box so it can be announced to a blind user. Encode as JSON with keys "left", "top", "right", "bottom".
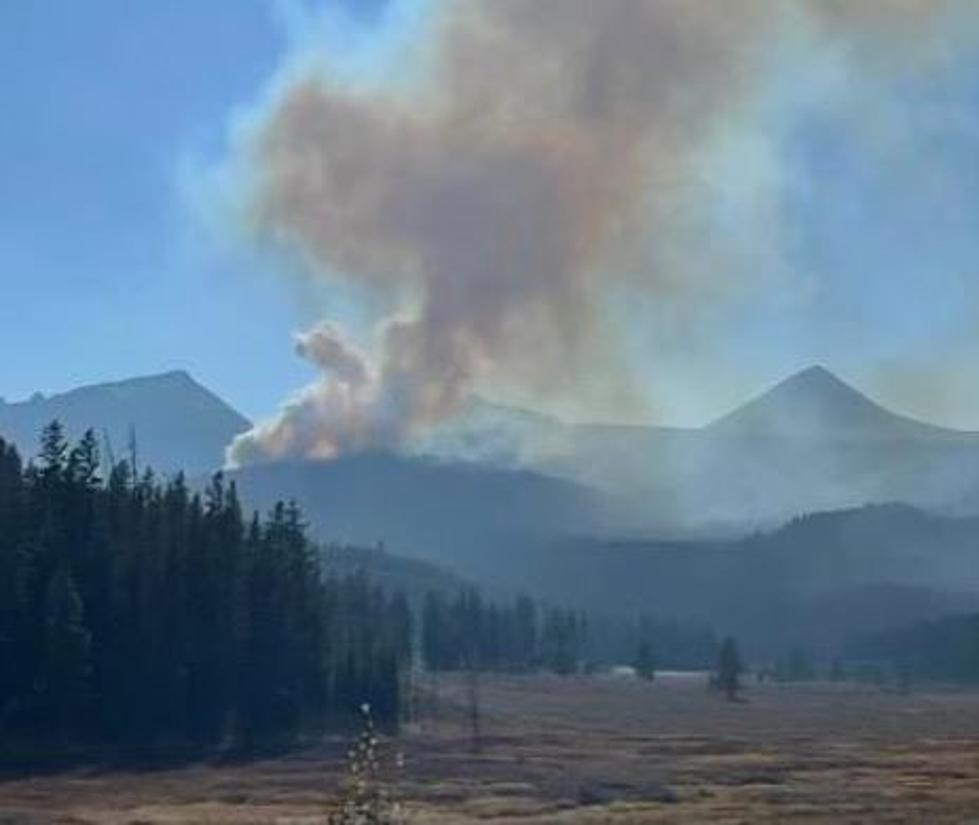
{"left": 227, "top": 0, "right": 959, "bottom": 466}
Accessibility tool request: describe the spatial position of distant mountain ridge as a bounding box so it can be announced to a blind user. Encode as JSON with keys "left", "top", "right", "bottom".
{"left": 0, "top": 370, "right": 251, "bottom": 476}
{"left": 422, "top": 366, "right": 979, "bottom": 531}
{"left": 509, "top": 502, "right": 979, "bottom": 656}
{"left": 8, "top": 365, "right": 979, "bottom": 537}
{"left": 707, "top": 366, "right": 976, "bottom": 442}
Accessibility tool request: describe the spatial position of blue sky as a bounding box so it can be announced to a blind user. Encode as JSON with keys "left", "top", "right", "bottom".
{"left": 3, "top": 1, "right": 979, "bottom": 429}
{"left": 0, "top": 1, "right": 390, "bottom": 417}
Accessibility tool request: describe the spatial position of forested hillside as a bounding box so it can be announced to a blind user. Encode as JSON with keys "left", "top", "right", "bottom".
{"left": 0, "top": 424, "right": 409, "bottom": 758}
{"left": 856, "top": 612, "right": 979, "bottom": 684}
{"left": 501, "top": 504, "right": 979, "bottom": 658}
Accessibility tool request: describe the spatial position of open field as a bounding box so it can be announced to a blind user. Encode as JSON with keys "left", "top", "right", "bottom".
{"left": 4, "top": 673, "right": 979, "bottom": 823}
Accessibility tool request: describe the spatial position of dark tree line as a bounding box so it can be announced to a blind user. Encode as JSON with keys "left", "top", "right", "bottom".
{"left": 421, "top": 590, "right": 586, "bottom": 675}
{"left": 0, "top": 423, "right": 410, "bottom": 756}
{"left": 857, "top": 612, "right": 979, "bottom": 685}
{"left": 419, "top": 588, "right": 725, "bottom": 679}
{"left": 584, "top": 613, "right": 718, "bottom": 673}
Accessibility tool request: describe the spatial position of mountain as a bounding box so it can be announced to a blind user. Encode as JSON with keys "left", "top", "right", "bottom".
{"left": 426, "top": 367, "right": 979, "bottom": 532}
{"left": 6, "top": 368, "right": 978, "bottom": 659}
{"left": 706, "top": 365, "right": 971, "bottom": 442}
{"left": 413, "top": 396, "right": 570, "bottom": 466}
{"left": 227, "top": 452, "right": 602, "bottom": 574}
{"left": 8, "top": 364, "right": 979, "bottom": 553}
{"left": 0, "top": 371, "right": 250, "bottom": 476}
{"left": 507, "top": 503, "right": 979, "bottom": 657}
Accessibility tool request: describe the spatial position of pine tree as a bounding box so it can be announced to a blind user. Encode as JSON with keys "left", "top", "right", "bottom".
{"left": 634, "top": 641, "right": 656, "bottom": 681}
{"left": 830, "top": 657, "right": 844, "bottom": 682}
{"left": 716, "top": 636, "right": 743, "bottom": 701}
{"left": 39, "top": 420, "right": 68, "bottom": 483}
{"left": 39, "top": 565, "right": 91, "bottom": 736}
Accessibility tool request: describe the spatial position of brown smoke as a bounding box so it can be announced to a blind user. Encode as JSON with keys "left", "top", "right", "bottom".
{"left": 227, "top": 0, "right": 958, "bottom": 466}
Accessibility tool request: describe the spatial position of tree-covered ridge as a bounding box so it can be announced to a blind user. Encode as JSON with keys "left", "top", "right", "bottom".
{"left": 856, "top": 612, "right": 979, "bottom": 684}
{"left": 0, "top": 423, "right": 409, "bottom": 755}
{"left": 421, "top": 589, "right": 587, "bottom": 675}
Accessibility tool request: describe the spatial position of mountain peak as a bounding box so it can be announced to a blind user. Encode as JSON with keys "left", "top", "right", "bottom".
{"left": 0, "top": 371, "right": 251, "bottom": 475}
{"left": 71, "top": 369, "right": 196, "bottom": 393}
{"left": 150, "top": 368, "right": 193, "bottom": 383}
{"left": 779, "top": 365, "right": 853, "bottom": 394}
{"left": 788, "top": 364, "right": 837, "bottom": 383}
{"left": 707, "top": 366, "right": 957, "bottom": 440}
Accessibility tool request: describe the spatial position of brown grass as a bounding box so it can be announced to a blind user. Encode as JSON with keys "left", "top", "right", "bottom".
{"left": 4, "top": 673, "right": 979, "bottom": 823}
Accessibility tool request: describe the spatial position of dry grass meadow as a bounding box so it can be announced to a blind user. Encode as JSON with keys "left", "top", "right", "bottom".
{"left": 4, "top": 672, "right": 979, "bottom": 823}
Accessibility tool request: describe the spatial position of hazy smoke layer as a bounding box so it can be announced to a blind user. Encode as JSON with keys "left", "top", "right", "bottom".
{"left": 228, "top": 0, "right": 955, "bottom": 465}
